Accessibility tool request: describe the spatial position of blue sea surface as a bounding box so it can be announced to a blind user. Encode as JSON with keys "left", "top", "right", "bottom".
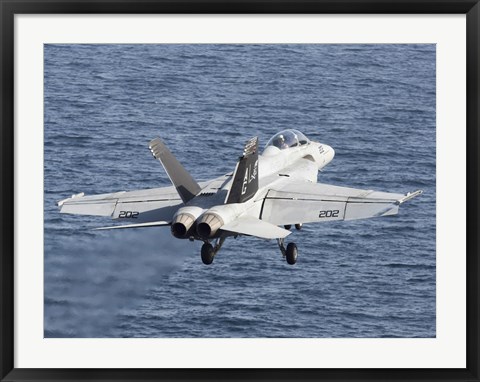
{"left": 44, "top": 44, "right": 436, "bottom": 338}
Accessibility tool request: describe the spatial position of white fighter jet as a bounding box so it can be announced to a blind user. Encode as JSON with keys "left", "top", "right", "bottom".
{"left": 58, "top": 130, "right": 422, "bottom": 265}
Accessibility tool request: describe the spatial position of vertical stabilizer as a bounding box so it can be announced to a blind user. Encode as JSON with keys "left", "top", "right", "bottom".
{"left": 226, "top": 137, "right": 259, "bottom": 204}
{"left": 149, "top": 138, "right": 201, "bottom": 204}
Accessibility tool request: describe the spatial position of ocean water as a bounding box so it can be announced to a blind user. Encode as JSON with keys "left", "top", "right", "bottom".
{"left": 44, "top": 44, "right": 436, "bottom": 338}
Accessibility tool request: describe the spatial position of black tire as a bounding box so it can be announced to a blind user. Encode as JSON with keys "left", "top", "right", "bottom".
{"left": 201, "top": 243, "right": 215, "bottom": 265}
{"left": 286, "top": 243, "right": 298, "bottom": 265}
{"left": 284, "top": 225, "right": 292, "bottom": 230}
{"left": 295, "top": 223, "right": 302, "bottom": 230}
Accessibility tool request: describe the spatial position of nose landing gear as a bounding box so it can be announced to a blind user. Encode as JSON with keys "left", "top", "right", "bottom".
{"left": 277, "top": 238, "right": 298, "bottom": 265}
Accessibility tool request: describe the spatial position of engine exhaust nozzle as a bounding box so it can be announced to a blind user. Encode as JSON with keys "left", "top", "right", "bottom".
{"left": 196, "top": 213, "right": 224, "bottom": 239}
{"left": 171, "top": 213, "right": 196, "bottom": 239}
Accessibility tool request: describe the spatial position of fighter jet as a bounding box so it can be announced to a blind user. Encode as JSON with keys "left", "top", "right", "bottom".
{"left": 58, "top": 129, "right": 422, "bottom": 265}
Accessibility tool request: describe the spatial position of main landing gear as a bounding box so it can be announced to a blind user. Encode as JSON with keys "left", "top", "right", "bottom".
{"left": 277, "top": 238, "right": 298, "bottom": 265}
{"left": 278, "top": 223, "right": 302, "bottom": 265}
{"left": 201, "top": 237, "right": 225, "bottom": 265}
{"left": 200, "top": 223, "right": 303, "bottom": 265}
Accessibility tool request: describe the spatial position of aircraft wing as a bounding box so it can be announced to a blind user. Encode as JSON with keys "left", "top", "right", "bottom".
{"left": 260, "top": 180, "right": 422, "bottom": 226}
{"left": 57, "top": 185, "right": 183, "bottom": 223}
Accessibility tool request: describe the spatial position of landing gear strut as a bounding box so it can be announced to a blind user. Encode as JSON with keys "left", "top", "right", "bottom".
{"left": 277, "top": 238, "right": 298, "bottom": 265}
{"left": 201, "top": 237, "right": 225, "bottom": 265}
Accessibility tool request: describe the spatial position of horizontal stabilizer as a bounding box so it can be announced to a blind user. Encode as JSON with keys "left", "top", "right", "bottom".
{"left": 222, "top": 216, "right": 291, "bottom": 239}
{"left": 94, "top": 221, "right": 170, "bottom": 230}
{"left": 149, "top": 138, "right": 201, "bottom": 204}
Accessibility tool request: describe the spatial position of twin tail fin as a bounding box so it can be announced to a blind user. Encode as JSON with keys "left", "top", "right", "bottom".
{"left": 149, "top": 138, "right": 201, "bottom": 204}
{"left": 149, "top": 135, "right": 259, "bottom": 206}
{"left": 226, "top": 136, "right": 259, "bottom": 204}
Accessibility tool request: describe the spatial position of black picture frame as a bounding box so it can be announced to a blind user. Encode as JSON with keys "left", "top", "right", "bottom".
{"left": 1, "top": 1, "right": 479, "bottom": 381}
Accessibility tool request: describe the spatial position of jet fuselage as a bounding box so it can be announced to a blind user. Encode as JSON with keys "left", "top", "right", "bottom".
{"left": 171, "top": 140, "right": 334, "bottom": 240}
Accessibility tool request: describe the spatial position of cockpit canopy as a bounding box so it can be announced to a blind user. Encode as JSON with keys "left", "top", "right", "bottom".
{"left": 264, "top": 129, "right": 310, "bottom": 152}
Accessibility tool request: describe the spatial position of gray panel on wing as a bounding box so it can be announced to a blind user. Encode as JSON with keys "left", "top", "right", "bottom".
{"left": 261, "top": 198, "right": 346, "bottom": 225}
{"left": 261, "top": 181, "right": 411, "bottom": 225}
{"left": 58, "top": 191, "right": 125, "bottom": 217}
{"left": 112, "top": 201, "right": 181, "bottom": 223}
{"left": 60, "top": 199, "right": 119, "bottom": 217}
{"left": 58, "top": 186, "right": 182, "bottom": 222}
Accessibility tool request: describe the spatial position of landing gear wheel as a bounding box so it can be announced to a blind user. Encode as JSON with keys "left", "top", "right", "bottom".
{"left": 201, "top": 243, "right": 215, "bottom": 265}
{"left": 286, "top": 243, "right": 298, "bottom": 265}
{"left": 295, "top": 223, "right": 303, "bottom": 230}
{"left": 284, "top": 225, "right": 292, "bottom": 230}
